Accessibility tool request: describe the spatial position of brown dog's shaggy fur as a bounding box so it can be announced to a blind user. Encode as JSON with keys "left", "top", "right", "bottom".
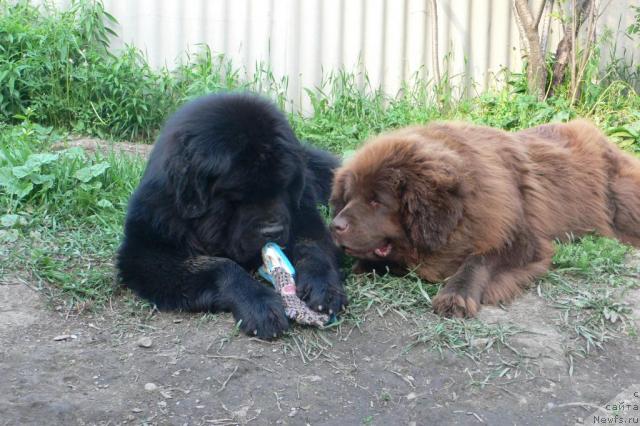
{"left": 330, "top": 120, "right": 640, "bottom": 317}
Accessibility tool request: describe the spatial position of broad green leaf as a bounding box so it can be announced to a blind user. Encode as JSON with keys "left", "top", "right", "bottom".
{"left": 11, "top": 153, "right": 59, "bottom": 178}
{"left": 74, "top": 162, "right": 110, "bottom": 183}
{"left": 97, "top": 199, "right": 114, "bottom": 208}
{"left": 618, "top": 139, "right": 635, "bottom": 148}
{"left": 0, "top": 167, "right": 33, "bottom": 198}
{"left": 30, "top": 174, "right": 54, "bottom": 185}
{"left": 0, "top": 167, "right": 13, "bottom": 186}
{"left": 551, "top": 110, "right": 571, "bottom": 123}
{"left": 80, "top": 181, "right": 103, "bottom": 191}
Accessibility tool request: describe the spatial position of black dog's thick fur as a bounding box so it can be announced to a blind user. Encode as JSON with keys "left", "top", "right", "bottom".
{"left": 117, "top": 93, "right": 346, "bottom": 337}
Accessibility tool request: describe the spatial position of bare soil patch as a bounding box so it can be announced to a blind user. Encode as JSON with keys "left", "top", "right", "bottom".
{"left": 51, "top": 137, "right": 153, "bottom": 158}
{"left": 1, "top": 279, "right": 639, "bottom": 426}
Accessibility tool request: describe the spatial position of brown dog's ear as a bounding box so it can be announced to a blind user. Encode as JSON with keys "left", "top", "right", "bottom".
{"left": 398, "top": 162, "right": 464, "bottom": 252}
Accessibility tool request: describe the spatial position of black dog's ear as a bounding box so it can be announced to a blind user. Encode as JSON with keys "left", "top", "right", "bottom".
{"left": 165, "top": 132, "right": 210, "bottom": 219}
{"left": 290, "top": 163, "right": 306, "bottom": 209}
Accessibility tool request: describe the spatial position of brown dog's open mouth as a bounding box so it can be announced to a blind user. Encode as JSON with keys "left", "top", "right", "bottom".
{"left": 373, "top": 243, "right": 392, "bottom": 258}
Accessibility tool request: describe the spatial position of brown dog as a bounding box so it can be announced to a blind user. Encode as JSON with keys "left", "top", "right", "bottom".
{"left": 330, "top": 120, "right": 640, "bottom": 317}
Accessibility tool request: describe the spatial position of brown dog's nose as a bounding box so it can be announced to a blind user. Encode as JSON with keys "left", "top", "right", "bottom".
{"left": 331, "top": 216, "right": 349, "bottom": 233}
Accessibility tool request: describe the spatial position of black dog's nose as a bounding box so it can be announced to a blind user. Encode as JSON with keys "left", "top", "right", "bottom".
{"left": 260, "top": 223, "right": 284, "bottom": 239}
{"left": 331, "top": 216, "right": 349, "bottom": 233}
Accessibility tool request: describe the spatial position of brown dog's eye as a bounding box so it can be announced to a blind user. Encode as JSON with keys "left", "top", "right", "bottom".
{"left": 369, "top": 200, "right": 380, "bottom": 208}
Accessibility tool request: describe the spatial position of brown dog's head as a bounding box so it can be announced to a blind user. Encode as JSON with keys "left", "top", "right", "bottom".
{"left": 330, "top": 128, "right": 465, "bottom": 262}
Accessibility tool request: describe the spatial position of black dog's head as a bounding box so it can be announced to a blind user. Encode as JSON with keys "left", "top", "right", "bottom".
{"left": 149, "top": 93, "right": 305, "bottom": 264}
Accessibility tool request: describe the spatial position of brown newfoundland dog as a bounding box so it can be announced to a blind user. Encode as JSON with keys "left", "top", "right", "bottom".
{"left": 330, "top": 120, "right": 640, "bottom": 317}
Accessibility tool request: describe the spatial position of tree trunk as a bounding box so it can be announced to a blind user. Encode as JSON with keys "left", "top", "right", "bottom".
{"left": 548, "top": 0, "right": 593, "bottom": 97}
{"left": 513, "top": 0, "right": 547, "bottom": 99}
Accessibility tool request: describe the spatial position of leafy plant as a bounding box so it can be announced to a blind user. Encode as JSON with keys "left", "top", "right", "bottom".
{"left": 607, "top": 118, "right": 640, "bottom": 153}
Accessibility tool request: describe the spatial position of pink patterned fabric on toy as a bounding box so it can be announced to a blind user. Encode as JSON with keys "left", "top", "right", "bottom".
{"left": 271, "top": 267, "right": 329, "bottom": 327}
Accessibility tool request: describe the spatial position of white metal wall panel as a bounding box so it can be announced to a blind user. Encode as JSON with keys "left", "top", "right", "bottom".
{"left": 405, "top": 0, "right": 427, "bottom": 82}
{"left": 44, "top": 0, "right": 639, "bottom": 110}
{"left": 363, "top": 0, "right": 386, "bottom": 89}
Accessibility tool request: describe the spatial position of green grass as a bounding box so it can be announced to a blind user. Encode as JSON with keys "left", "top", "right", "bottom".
{"left": 1, "top": 0, "right": 640, "bottom": 369}
{"left": 0, "top": 120, "right": 145, "bottom": 308}
{"left": 410, "top": 318, "right": 522, "bottom": 360}
{"left": 538, "top": 237, "right": 638, "bottom": 359}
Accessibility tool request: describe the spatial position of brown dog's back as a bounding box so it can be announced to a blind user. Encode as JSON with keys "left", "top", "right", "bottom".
{"left": 518, "top": 120, "right": 640, "bottom": 245}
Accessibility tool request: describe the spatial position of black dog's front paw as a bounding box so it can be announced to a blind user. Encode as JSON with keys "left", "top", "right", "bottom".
{"left": 232, "top": 288, "right": 289, "bottom": 338}
{"left": 296, "top": 266, "right": 347, "bottom": 315}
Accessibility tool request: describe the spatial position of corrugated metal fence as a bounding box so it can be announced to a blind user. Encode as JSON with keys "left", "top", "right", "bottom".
{"left": 52, "top": 0, "right": 639, "bottom": 109}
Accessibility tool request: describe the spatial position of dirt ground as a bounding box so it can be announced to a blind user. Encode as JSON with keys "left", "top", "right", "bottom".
{"left": 51, "top": 137, "right": 154, "bottom": 158}
{"left": 1, "top": 278, "right": 639, "bottom": 426}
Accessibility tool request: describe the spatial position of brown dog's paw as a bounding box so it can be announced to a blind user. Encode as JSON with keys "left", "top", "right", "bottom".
{"left": 432, "top": 291, "right": 479, "bottom": 318}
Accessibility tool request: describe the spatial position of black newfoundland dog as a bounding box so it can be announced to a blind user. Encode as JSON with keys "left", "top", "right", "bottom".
{"left": 117, "top": 93, "right": 346, "bottom": 337}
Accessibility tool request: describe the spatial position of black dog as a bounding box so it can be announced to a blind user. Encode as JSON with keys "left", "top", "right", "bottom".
{"left": 117, "top": 93, "right": 346, "bottom": 337}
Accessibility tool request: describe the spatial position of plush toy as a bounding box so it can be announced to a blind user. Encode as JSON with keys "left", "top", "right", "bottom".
{"left": 259, "top": 243, "right": 332, "bottom": 327}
